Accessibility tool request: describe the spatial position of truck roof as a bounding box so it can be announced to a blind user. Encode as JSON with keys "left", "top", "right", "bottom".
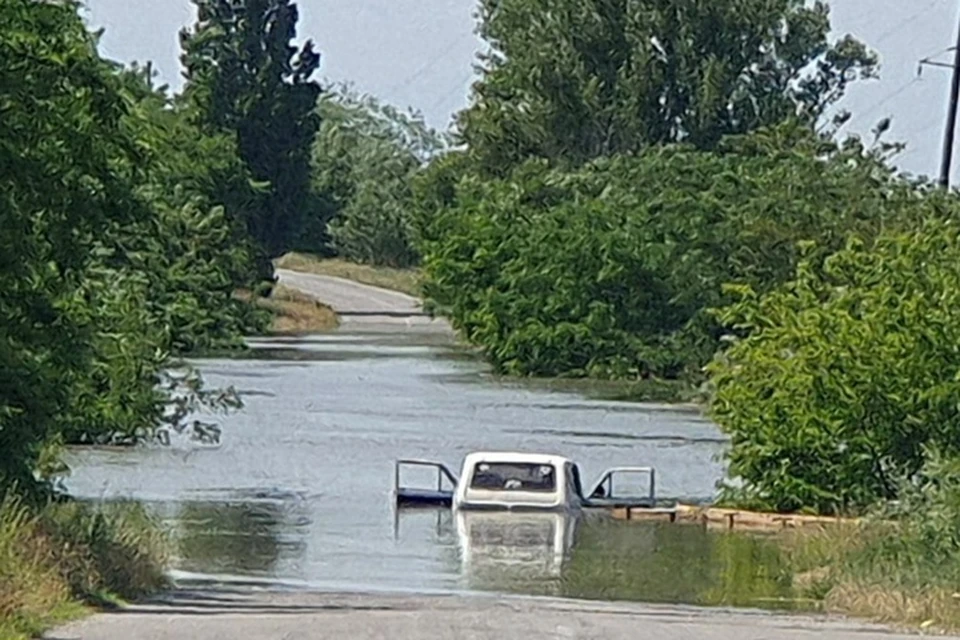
{"left": 462, "top": 451, "right": 573, "bottom": 468}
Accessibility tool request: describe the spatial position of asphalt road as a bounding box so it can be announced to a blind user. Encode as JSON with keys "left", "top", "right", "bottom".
{"left": 45, "top": 590, "right": 939, "bottom": 640}
{"left": 276, "top": 268, "right": 453, "bottom": 333}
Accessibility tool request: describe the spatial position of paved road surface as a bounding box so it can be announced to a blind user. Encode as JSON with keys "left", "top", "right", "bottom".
{"left": 46, "top": 591, "right": 939, "bottom": 640}
{"left": 276, "top": 268, "right": 452, "bottom": 333}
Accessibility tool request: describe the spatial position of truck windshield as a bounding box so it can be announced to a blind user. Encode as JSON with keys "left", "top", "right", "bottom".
{"left": 469, "top": 462, "right": 557, "bottom": 492}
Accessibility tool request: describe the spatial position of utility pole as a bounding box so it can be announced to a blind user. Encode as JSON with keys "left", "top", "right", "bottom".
{"left": 941, "top": 15, "right": 960, "bottom": 189}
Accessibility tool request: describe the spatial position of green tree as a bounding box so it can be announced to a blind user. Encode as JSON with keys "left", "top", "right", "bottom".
{"left": 458, "top": 0, "right": 876, "bottom": 174}
{"left": 708, "top": 213, "right": 960, "bottom": 515}
{"left": 311, "top": 86, "right": 448, "bottom": 267}
{"left": 0, "top": 0, "right": 145, "bottom": 494}
{"left": 118, "top": 64, "right": 275, "bottom": 289}
{"left": 113, "top": 67, "right": 274, "bottom": 352}
{"left": 0, "top": 0, "right": 259, "bottom": 488}
{"left": 418, "top": 124, "right": 912, "bottom": 380}
{"left": 56, "top": 62, "right": 266, "bottom": 444}
{"left": 180, "top": 0, "right": 322, "bottom": 255}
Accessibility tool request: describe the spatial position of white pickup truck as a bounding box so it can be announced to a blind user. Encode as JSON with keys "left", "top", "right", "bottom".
{"left": 393, "top": 450, "right": 658, "bottom": 513}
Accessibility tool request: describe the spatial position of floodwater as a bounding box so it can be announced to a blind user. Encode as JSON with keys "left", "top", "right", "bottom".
{"left": 63, "top": 330, "right": 797, "bottom": 607}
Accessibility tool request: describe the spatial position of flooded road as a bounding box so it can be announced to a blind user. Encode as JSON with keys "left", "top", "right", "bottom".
{"left": 64, "top": 329, "right": 734, "bottom": 601}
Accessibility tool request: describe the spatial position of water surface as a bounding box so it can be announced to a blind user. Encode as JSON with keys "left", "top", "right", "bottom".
{"left": 64, "top": 330, "right": 771, "bottom": 602}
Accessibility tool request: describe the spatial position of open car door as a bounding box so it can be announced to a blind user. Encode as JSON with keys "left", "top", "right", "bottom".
{"left": 393, "top": 459, "right": 459, "bottom": 508}
{"left": 583, "top": 466, "right": 657, "bottom": 509}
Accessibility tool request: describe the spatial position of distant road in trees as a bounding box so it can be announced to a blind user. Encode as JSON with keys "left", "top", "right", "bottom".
{"left": 276, "top": 268, "right": 452, "bottom": 334}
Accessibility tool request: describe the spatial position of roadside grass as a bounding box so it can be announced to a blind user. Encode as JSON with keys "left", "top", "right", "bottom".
{"left": 0, "top": 494, "right": 169, "bottom": 640}
{"left": 259, "top": 285, "right": 339, "bottom": 334}
{"left": 236, "top": 285, "right": 339, "bottom": 335}
{"left": 274, "top": 252, "right": 423, "bottom": 297}
{"left": 826, "top": 536, "right": 960, "bottom": 632}
{"left": 778, "top": 523, "right": 960, "bottom": 633}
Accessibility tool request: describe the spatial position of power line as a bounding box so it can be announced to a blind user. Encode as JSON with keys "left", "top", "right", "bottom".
{"left": 383, "top": 35, "right": 467, "bottom": 97}
{"left": 851, "top": 77, "right": 923, "bottom": 127}
{"left": 424, "top": 73, "right": 477, "bottom": 127}
{"left": 871, "top": 0, "right": 946, "bottom": 46}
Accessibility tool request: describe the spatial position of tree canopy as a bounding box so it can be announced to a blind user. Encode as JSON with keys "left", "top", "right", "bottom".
{"left": 457, "top": 0, "right": 877, "bottom": 174}
{"left": 417, "top": 124, "right": 915, "bottom": 380}
{"left": 180, "top": 0, "right": 323, "bottom": 255}
{"left": 313, "top": 86, "right": 448, "bottom": 267}
{"left": 0, "top": 0, "right": 266, "bottom": 497}
{"left": 709, "top": 213, "right": 960, "bottom": 514}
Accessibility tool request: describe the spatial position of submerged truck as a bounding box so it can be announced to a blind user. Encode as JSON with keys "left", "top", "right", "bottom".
{"left": 393, "top": 450, "right": 662, "bottom": 513}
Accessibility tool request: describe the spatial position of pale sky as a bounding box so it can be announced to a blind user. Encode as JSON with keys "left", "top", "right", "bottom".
{"left": 82, "top": 0, "right": 958, "bottom": 182}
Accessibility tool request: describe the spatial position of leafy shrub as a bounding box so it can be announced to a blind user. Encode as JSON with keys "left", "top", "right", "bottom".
{"left": 0, "top": 0, "right": 267, "bottom": 490}
{"left": 0, "top": 0, "right": 145, "bottom": 494}
{"left": 418, "top": 125, "right": 916, "bottom": 380}
{"left": 708, "top": 214, "right": 960, "bottom": 514}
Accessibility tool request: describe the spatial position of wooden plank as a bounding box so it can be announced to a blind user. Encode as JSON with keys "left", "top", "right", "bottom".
{"left": 612, "top": 503, "right": 859, "bottom": 532}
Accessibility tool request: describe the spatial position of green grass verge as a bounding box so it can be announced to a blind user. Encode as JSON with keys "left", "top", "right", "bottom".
{"left": 0, "top": 494, "right": 169, "bottom": 639}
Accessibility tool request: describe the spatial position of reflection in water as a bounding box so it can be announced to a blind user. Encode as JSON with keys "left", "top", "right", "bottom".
{"left": 150, "top": 495, "right": 802, "bottom": 609}
{"left": 560, "top": 518, "right": 794, "bottom": 608}
{"left": 455, "top": 512, "right": 577, "bottom": 594}
{"left": 436, "top": 510, "right": 798, "bottom": 609}
{"left": 158, "top": 498, "right": 310, "bottom": 579}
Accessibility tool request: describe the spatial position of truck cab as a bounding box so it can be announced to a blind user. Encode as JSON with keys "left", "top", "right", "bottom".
{"left": 453, "top": 452, "right": 582, "bottom": 512}
{"left": 393, "top": 451, "right": 657, "bottom": 512}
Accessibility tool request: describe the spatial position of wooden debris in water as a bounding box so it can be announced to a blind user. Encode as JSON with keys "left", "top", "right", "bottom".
{"left": 612, "top": 504, "right": 859, "bottom": 532}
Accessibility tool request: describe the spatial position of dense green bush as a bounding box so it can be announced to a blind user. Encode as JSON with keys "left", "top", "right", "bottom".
{"left": 0, "top": 0, "right": 143, "bottom": 493}
{"left": 418, "top": 124, "right": 916, "bottom": 380}
{"left": 708, "top": 214, "right": 960, "bottom": 514}
{"left": 0, "top": 0, "right": 266, "bottom": 492}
